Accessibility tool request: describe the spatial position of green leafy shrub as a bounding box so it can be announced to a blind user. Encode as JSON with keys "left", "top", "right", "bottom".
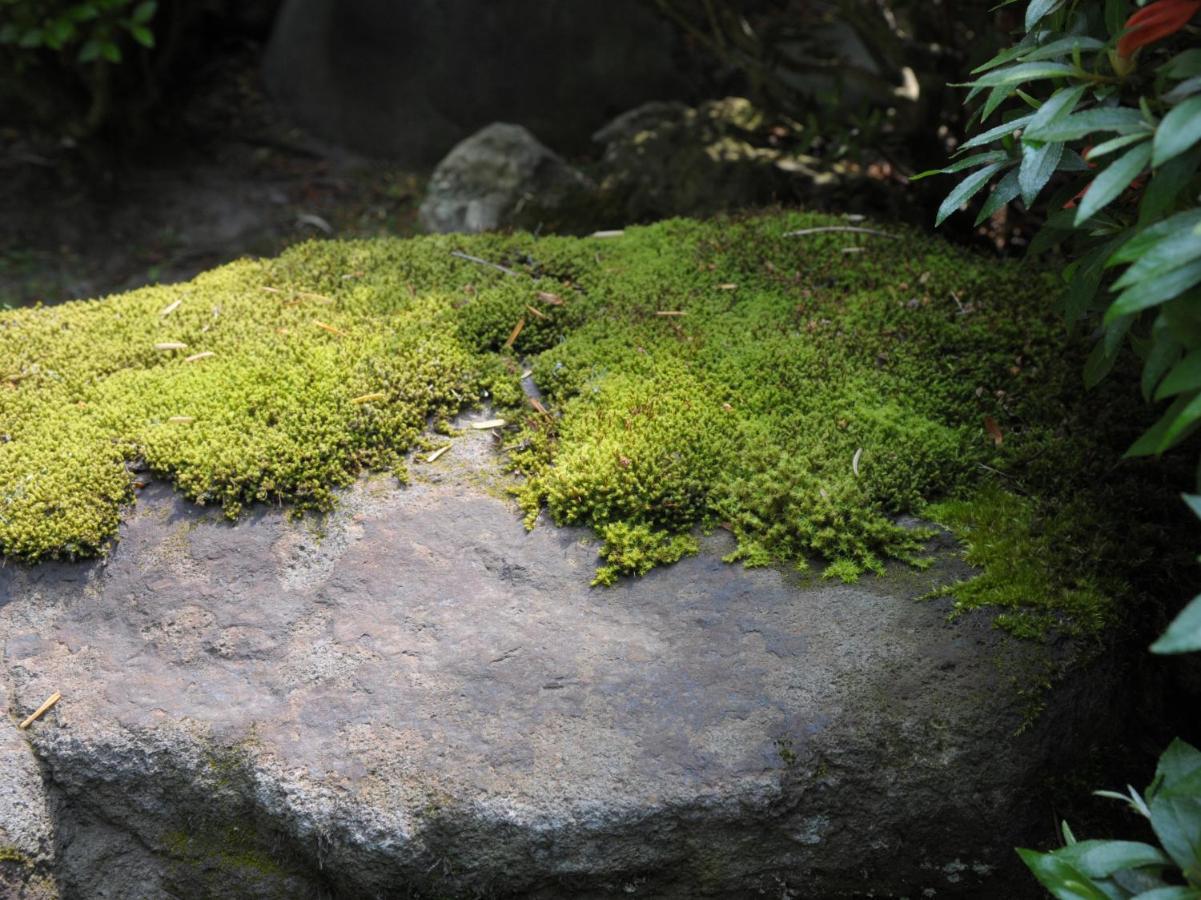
{"left": 0, "top": 0, "right": 159, "bottom": 133}
{"left": 1019, "top": 738, "right": 1201, "bottom": 898}
{"left": 925, "top": 0, "right": 1201, "bottom": 653}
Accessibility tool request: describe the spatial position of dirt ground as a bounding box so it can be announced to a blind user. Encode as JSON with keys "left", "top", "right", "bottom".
{"left": 0, "top": 47, "right": 426, "bottom": 310}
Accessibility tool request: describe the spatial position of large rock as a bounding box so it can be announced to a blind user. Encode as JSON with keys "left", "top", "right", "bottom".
{"left": 0, "top": 423, "right": 1117, "bottom": 898}
{"left": 418, "top": 124, "right": 595, "bottom": 234}
{"left": 261, "top": 0, "right": 695, "bottom": 162}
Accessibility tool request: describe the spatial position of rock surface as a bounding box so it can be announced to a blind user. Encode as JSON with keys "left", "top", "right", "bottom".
{"left": 419, "top": 99, "right": 901, "bottom": 234}
{"left": 0, "top": 423, "right": 1115, "bottom": 898}
{"left": 418, "top": 124, "right": 595, "bottom": 234}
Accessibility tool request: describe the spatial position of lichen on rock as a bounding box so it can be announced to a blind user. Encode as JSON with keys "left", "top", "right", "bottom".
{"left": 0, "top": 212, "right": 1178, "bottom": 636}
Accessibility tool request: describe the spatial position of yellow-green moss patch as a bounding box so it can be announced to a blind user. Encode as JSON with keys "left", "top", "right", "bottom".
{"left": 0, "top": 212, "right": 1184, "bottom": 636}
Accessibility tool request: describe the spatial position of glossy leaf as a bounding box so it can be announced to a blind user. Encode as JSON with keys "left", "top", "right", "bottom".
{"left": 936, "top": 163, "right": 1005, "bottom": 225}
{"left": 1076, "top": 142, "right": 1152, "bottom": 225}
{"left": 1017, "top": 849, "right": 1113, "bottom": 900}
{"left": 1107, "top": 260, "right": 1201, "bottom": 320}
{"left": 1027, "top": 0, "right": 1064, "bottom": 30}
{"left": 1021, "top": 140, "right": 1066, "bottom": 204}
{"left": 1153, "top": 96, "right": 1201, "bottom": 167}
{"left": 977, "top": 167, "right": 1023, "bottom": 223}
{"left": 1156, "top": 349, "right": 1201, "bottom": 400}
{"left": 969, "top": 61, "right": 1077, "bottom": 88}
{"left": 1027, "top": 107, "right": 1151, "bottom": 142}
{"left": 1114, "top": 231, "right": 1201, "bottom": 289}
{"left": 1152, "top": 595, "right": 1201, "bottom": 653}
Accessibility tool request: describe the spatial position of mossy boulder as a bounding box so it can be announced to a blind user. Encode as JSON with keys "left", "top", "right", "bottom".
{"left": 0, "top": 211, "right": 1189, "bottom": 897}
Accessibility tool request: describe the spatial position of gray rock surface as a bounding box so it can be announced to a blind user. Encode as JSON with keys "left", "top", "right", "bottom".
{"left": 418, "top": 123, "right": 596, "bottom": 234}
{"left": 0, "top": 421, "right": 1116, "bottom": 898}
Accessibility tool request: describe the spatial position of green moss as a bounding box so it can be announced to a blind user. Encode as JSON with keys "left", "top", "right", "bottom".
{"left": 924, "top": 486, "right": 1116, "bottom": 639}
{"left": 0, "top": 212, "right": 1184, "bottom": 637}
{"left": 166, "top": 824, "right": 290, "bottom": 883}
{"left": 0, "top": 845, "right": 27, "bottom": 864}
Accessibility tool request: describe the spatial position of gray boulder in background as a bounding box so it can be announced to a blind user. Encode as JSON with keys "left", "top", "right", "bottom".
{"left": 418, "top": 123, "right": 596, "bottom": 234}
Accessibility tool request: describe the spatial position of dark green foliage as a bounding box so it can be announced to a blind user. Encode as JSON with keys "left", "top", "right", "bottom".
{"left": 1019, "top": 739, "right": 1201, "bottom": 898}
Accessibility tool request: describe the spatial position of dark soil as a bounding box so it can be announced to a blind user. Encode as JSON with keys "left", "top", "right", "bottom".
{"left": 0, "top": 45, "right": 425, "bottom": 310}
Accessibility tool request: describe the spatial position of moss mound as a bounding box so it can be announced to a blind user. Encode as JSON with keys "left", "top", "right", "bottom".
{"left": 0, "top": 212, "right": 1183, "bottom": 636}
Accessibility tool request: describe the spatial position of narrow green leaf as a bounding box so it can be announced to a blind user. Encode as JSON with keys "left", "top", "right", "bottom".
{"left": 1021, "top": 140, "right": 1065, "bottom": 205}
{"left": 1164, "top": 76, "right": 1201, "bottom": 104}
{"left": 1160, "top": 48, "right": 1201, "bottom": 80}
{"left": 1153, "top": 96, "right": 1201, "bottom": 167}
{"left": 1016, "top": 849, "right": 1113, "bottom": 900}
{"left": 1027, "top": 107, "right": 1151, "bottom": 142}
{"left": 973, "top": 31, "right": 1042, "bottom": 74}
{"left": 959, "top": 114, "right": 1035, "bottom": 151}
{"left": 1144, "top": 339, "right": 1184, "bottom": 401}
{"left": 983, "top": 84, "right": 1018, "bottom": 121}
{"left": 1153, "top": 347, "right": 1200, "bottom": 401}
{"left": 130, "top": 24, "right": 154, "bottom": 47}
{"left": 1126, "top": 394, "right": 1197, "bottom": 456}
{"left": 1107, "top": 261, "right": 1201, "bottom": 320}
{"left": 1028, "top": 84, "right": 1089, "bottom": 134}
{"left": 1130, "top": 887, "right": 1201, "bottom": 899}
{"left": 1114, "top": 232, "right": 1201, "bottom": 290}
{"left": 1141, "top": 145, "right": 1201, "bottom": 225}
{"left": 969, "top": 61, "right": 1076, "bottom": 88}
{"left": 1111, "top": 211, "right": 1201, "bottom": 265}
{"left": 911, "top": 151, "right": 1009, "bottom": 180}
{"left": 977, "top": 167, "right": 1023, "bottom": 224}
{"left": 936, "top": 163, "right": 1005, "bottom": 226}
{"left": 1019, "top": 36, "right": 1106, "bottom": 63}
{"left": 1088, "top": 132, "right": 1151, "bottom": 161}
{"left": 1152, "top": 596, "right": 1201, "bottom": 654}
{"left": 132, "top": 1, "right": 158, "bottom": 24}
{"left": 1161, "top": 390, "right": 1201, "bottom": 453}
{"left": 1105, "top": 0, "right": 1128, "bottom": 37}
{"left": 1076, "top": 142, "right": 1152, "bottom": 225}
{"left": 1056, "top": 840, "right": 1172, "bottom": 878}
{"left": 1026, "top": 0, "right": 1063, "bottom": 30}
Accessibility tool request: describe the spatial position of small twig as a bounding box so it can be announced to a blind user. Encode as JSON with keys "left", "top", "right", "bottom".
{"left": 451, "top": 250, "right": 521, "bottom": 277}
{"left": 783, "top": 226, "right": 898, "bottom": 239}
{"left": 426, "top": 445, "right": 451, "bottom": 463}
{"left": 19, "top": 692, "right": 61, "bottom": 730}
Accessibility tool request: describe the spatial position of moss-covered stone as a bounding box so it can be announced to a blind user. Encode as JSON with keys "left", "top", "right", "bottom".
{"left": 0, "top": 212, "right": 1184, "bottom": 636}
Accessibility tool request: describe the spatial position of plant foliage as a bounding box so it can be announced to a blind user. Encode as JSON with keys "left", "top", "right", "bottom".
{"left": 1018, "top": 739, "right": 1201, "bottom": 898}
{"left": 926, "top": 0, "right": 1201, "bottom": 654}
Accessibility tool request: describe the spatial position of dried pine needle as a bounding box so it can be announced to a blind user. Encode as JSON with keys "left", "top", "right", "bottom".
{"left": 314, "top": 320, "right": 348, "bottom": 337}
{"left": 351, "top": 392, "right": 387, "bottom": 404}
{"left": 155, "top": 342, "right": 187, "bottom": 351}
{"left": 18, "top": 692, "right": 61, "bottom": 730}
{"left": 504, "top": 318, "right": 525, "bottom": 349}
{"left": 426, "top": 445, "right": 451, "bottom": 463}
